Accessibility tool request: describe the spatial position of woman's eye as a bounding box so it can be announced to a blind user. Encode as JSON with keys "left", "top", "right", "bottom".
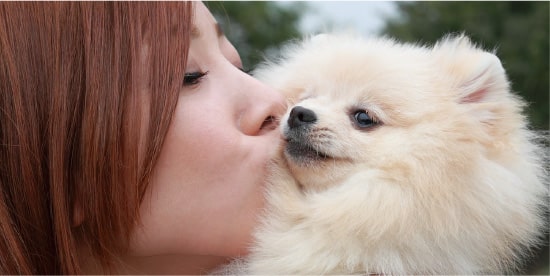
{"left": 239, "top": 67, "right": 252, "bottom": 75}
{"left": 183, "top": 71, "right": 208, "bottom": 86}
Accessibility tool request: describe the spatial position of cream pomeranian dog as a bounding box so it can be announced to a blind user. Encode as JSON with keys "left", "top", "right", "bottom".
{"left": 219, "top": 34, "right": 548, "bottom": 275}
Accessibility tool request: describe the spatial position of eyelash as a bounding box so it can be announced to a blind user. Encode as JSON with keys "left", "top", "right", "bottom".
{"left": 182, "top": 67, "right": 251, "bottom": 87}
{"left": 183, "top": 71, "right": 208, "bottom": 86}
{"left": 240, "top": 67, "right": 252, "bottom": 75}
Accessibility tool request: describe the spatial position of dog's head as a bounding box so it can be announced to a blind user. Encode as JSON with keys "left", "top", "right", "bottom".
{"left": 256, "top": 33, "right": 531, "bottom": 192}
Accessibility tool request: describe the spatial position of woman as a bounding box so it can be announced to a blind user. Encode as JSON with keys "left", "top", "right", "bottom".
{"left": 0, "top": 1, "right": 285, "bottom": 274}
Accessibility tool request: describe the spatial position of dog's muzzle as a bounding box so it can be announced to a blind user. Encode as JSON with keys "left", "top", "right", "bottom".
{"left": 283, "top": 106, "right": 331, "bottom": 164}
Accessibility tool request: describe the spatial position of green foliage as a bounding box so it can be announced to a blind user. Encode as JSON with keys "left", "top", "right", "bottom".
{"left": 206, "top": 1, "right": 305, "bottom": 70}
{"left": 382, "top": 1, "right": 549, "bottom": 130}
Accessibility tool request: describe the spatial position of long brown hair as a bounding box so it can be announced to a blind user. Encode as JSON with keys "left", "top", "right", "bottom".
{"left": 0, "top": 2, "right": 192, "bottom": 274}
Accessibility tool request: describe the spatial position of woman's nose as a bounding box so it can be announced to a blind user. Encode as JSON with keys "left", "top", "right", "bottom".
{"left": 237, "top": 73, "right": 287, "bottom": 136}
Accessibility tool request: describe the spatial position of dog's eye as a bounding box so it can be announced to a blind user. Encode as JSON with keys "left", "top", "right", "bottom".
{"left": 353, "top": 110, "right": 378, "bottom": 128}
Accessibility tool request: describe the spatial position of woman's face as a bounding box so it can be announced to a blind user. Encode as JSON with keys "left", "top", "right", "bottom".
{"left": 126, "top": 2, "right": 285, "bottom": 272}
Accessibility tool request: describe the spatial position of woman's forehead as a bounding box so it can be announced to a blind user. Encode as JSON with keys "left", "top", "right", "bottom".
{"left": 191, "top": 2, "right": 223, "bottom": 40}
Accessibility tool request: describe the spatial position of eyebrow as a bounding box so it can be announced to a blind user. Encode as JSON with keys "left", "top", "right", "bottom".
{"left": 191, "top": 23, "right": 224, "bottom": 39}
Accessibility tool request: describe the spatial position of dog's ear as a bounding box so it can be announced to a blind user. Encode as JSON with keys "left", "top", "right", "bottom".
{"left": 434, "top": 34, "right": 526, "bottom": 138}
{"left": 434, "top": 34, "right": 511, "bottom": 105}
{"left": 455, "top": 52, "right": 507, "bottom": 105}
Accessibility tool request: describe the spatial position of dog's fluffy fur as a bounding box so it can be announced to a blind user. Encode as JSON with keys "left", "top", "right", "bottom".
{"left": 221, "top": 34, "right": 548, "bottom": 274}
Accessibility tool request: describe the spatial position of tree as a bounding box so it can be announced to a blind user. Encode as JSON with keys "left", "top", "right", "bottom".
{"left": 206, "top": 1, "right": 306, "bottom": 70}
{"left": 382, "top": 1, "right": 549, "bottom": 130}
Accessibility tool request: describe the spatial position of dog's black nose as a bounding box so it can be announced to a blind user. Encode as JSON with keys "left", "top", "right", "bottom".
{"left": 288, "top": 106, "right": 317, "bottom": 128}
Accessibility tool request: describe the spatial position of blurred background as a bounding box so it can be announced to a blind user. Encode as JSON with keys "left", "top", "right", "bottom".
{"left": 207, "top": 1, "right": 549, "bottom": 274}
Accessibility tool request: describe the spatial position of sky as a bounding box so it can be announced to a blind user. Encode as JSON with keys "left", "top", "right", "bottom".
{"left": 281, "top": 1, "right": 401, "bottom": 36}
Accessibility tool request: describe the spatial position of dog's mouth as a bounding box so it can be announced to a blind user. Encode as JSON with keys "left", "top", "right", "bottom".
{"left": 284, "top": 138, "right": 332, "bottom": 165}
